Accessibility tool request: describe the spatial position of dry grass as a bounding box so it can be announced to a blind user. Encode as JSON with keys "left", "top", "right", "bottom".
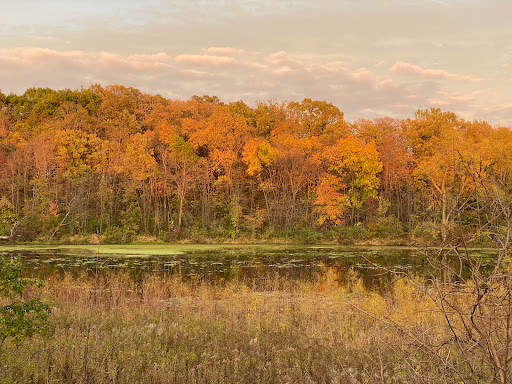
{"left": 0, "top": 269, "right": 490, "bottom": 383}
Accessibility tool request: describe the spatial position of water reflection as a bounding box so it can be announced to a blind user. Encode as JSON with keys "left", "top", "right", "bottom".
{"left": 2, "top": 246, "right": 495, "bottom": 290}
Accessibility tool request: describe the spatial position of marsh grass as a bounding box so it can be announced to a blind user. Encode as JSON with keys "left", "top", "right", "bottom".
{"left": 0, "top": 269, "right": 485, "bottom": 383}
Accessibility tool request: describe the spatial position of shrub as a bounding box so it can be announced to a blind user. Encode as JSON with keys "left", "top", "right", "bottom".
{"left": 369, "top": 216, "right": 405, "bottom": 239}
{"left": 102, "top": 225, "right": 125, "bottom": 244}
{"left": 0, "top": 256, "right": 49, "bottom": 358}
{"left": 0, "top": 198, "right": 17, "bottom": 237}
{"left": 334, "top": 225, "right": 371, "bottom": 244}
{"left": 293, "top": 228, "right": 324, "bottom": 244}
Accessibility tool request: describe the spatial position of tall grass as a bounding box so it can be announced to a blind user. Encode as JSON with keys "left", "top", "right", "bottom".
{"left": 0, "top": 270, "right": 482, "bottom": 383}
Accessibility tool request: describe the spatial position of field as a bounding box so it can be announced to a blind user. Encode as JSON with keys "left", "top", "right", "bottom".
{"left": 1, "top": 265, "right": 499, "bottom": 384}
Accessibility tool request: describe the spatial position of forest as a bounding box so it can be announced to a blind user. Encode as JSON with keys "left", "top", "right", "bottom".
{"left": 3, "top": 85, "right": 512, "bottom": 383}
{"left": 0, "top": 84, "right": 511, "bottom": 245}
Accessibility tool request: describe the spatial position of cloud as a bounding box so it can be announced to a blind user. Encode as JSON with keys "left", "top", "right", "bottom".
{"left": 203, "top": 47, "right": 244, "bottom": 56}
{"left": 0, "top": 48, "right": 85, "bottom": 69}
{"left": 390, "top": 61, "right": 481, "bottom": 82}
{"left": 179, "top": 69, "right": 212, "bottom": 79}
{"left": 348, "top": 68, "right": 378, "bottom": 83}
{"left": 174, "top": 54, "right": 236, "bottom": 67}
{"left": 99, "top": 52, "right": 172, "bottom": 72}
{"left": 0, "top": 46, "right": 509, "bottom": 127}
{"left": 0, "top": 48, "right": 171, "bottom": 72}
{"left": 0, "top": 0, "right": 510, "bottom": 127}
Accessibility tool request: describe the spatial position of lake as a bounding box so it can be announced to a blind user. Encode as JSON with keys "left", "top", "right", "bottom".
{"left": 0, "top": 244, "right": 495, "bottom": 289}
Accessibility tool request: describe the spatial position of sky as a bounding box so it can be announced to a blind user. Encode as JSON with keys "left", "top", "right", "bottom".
{"left": 1, "top": 0, "right": 511, "bottom": 125}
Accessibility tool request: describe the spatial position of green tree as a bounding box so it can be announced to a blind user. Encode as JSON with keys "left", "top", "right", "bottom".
{"left": 0, "top": 256, "right": 49, "bottom": 358}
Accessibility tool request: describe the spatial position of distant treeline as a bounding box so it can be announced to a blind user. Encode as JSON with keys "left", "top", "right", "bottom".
{"left": 0, "top": 85, "right": 510, "bottom": 243}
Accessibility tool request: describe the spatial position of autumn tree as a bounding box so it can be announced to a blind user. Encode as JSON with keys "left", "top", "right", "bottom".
{"left": 122, "top": 132, "right": 158, "bottom": 235}
{"left": 315, "top": 136, "right": 382, "bottom": 225}
{"left": 269, "top": 133, "right": 322, "bottom": 228}
{"left": 53, "top": 129, "right": 103, "bottom": 235}
{"left": 161, "top": 135, "right": 198, "bottom": 230}
{"left": 404, "top": 109, "right": 481, "bottom": 241}
{"left": 94, "top": 85, "right": 144, "bottom": 142}
{"left": 354, "top": 117, "right": 415, "bottom": 230}
{"left": 286, "top": 99, "right": 348, "bottom": 139}
{"left": 187, "top": 105, "right": 252, "bottom": 232}
{"left": 1, "top": 86, "right": 511, "bottom": 243}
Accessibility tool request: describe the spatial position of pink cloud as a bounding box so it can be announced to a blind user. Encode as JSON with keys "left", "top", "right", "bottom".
{"left": 0, "top": 48, "right": 86, "bottom": 68}
{"left": 203, "top": 47, "right": 244, "bottom": 56}
{"left": 174, "top": 54, "right": 236, "bottom": 67}
{"left": 91, "top": 52, "right": 172, "bottom": 72}
{"left": 348, "top": 68, "right": 377, "bottom": 83}
{"left": 124, "top": 53, "right": 171, "bottom": 71}
{"left": 0, "top": 48, "right": 171, "bottom": 72}
{"left": 273, "top": 66, "right": 296, "bottom": 75}
{"left": 266, "top": 51, "right": 303, "bottom": 66}
{"left": 179, "top": 69, "right": 212, "bottom": 78}
{"left": 267, "top": 51, "right": 289, "bottom": 61}
{"left": 245, "top": 62, "right": 269, "bottom": 71}
{"left": 0, "top": 46, "right": 509, "bottom": 127}
{"left": 390, "top": 61, "right": 481, "bottom": 81}
{"left": 306, "top": 61, "right": 346, "bottom": 73}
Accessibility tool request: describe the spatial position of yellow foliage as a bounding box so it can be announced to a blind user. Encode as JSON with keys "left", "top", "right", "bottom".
{"left": 314, "top": 136, "right": 382, "bottom": 224}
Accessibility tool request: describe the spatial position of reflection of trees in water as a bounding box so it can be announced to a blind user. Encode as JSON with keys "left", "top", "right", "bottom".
{"left": 5, "top": 247, "right": 492, "bottom": 291}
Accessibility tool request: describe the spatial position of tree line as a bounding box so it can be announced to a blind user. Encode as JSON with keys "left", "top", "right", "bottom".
{"left": 0, "top": 85, "right": 511, "bottom": 243}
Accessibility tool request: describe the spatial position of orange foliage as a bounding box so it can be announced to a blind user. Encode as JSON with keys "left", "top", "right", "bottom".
{"left": 1, "top": 85, "right": 511, "bottom": 239}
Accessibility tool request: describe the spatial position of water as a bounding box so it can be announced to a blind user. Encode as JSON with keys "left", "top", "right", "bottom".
{"left": 1, "top": 245, "right": 495, "bottom": 289}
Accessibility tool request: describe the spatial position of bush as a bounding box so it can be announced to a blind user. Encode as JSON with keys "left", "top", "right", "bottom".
{"left": 0, "top": 198, "right": 17, "bottom": 237}
{"left": 293, "top": 228, "right": 324, "bottom": 244}
{"left": 158, "top": 230, "right": 169, "bottom": 242}
{"left": 334, "top": 225, "right": 371, "bottom": 244}
{"left": 0, "top": 256, "right": 49, "bottom": 358}
{"left": 102, "top": 225, "right": 125, "bottom": 244}
{"left": 410, "top": 220, "right": 441, "bottom": 244}
{"left": 120, "top": 203, "right": 142, "bottom": 240}
{"left": 369, "top": 216, "right": 405, "bottom": 239}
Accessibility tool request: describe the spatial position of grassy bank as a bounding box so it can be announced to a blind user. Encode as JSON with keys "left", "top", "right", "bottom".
{"left": 1, "top": 269, "right": 496, "bottom": 383}
{"left": 3, "top": 221, "right": 421, "bottom": 248}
